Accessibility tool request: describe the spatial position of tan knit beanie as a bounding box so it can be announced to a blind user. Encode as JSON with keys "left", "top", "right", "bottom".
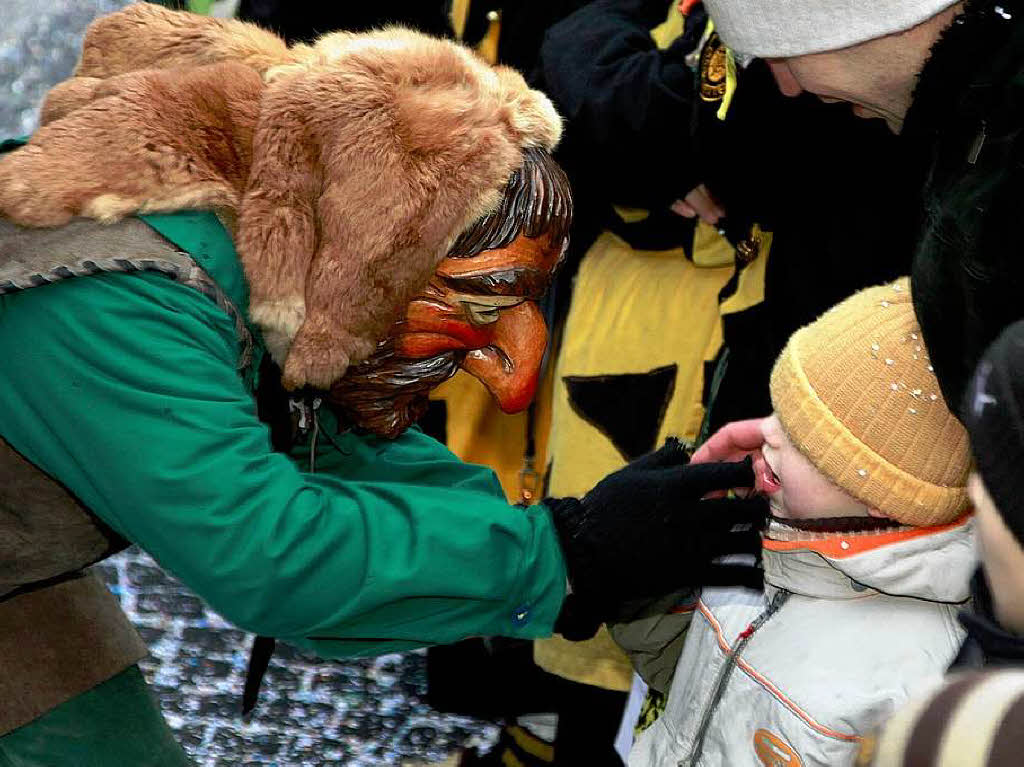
{"left": 770, "top": 278, "right": 970, "bottom": 526}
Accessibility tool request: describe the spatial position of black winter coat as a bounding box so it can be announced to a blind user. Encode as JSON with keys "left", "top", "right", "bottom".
{"left": 951, "top": 569, "right": 1024, "bottom": 668}
{"left": 537, "top": 0, "right": 920, "bottom": 432}
{"left": 904, "top": 0, "right": 1024, "bottom": 413}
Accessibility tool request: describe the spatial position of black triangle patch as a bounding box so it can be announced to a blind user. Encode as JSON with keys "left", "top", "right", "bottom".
{"left": 564, "top": 364, "right": 677, "bottom": 461}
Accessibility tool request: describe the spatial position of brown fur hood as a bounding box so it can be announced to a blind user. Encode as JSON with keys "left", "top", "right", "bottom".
{"left": 0, "top": 4, "right": 561, "bottom": 389}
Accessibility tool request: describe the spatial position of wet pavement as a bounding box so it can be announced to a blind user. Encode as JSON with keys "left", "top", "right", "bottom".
{"left": 0, "top": 0, "right": 132, "bottom": 137}
{"left": 95, "top": 550, "right": 493, "bottom": 766}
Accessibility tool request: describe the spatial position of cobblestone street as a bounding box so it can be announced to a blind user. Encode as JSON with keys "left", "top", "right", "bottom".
{"left": 2, "top": 3, "right": 495, "bottom": 764}
{"left": 94, "top": 550, "right": 493, "bottom": 766}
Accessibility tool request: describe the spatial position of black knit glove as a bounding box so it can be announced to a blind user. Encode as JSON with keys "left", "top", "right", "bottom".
{"left": 547, "top": 439, "right": 768, "bottom": 640}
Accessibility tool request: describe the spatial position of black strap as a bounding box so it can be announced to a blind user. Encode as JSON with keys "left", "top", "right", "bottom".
{"left": 242, "top": 635, "right": 277, "bottom": 717}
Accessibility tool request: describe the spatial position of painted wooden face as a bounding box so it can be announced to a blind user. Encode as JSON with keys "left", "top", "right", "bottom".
{"left": 399, "top": 232, "right": 563, "bottom": 413}
{"left": 328, "top": 231, "right": 566, "bottom": 438}
{"left": 329, "top": 147, "right": 571, "bottom": 438}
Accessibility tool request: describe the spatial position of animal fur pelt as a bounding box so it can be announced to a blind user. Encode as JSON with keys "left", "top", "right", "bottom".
{"left": 0, "top": 5, "right": 561, "bottom": 389}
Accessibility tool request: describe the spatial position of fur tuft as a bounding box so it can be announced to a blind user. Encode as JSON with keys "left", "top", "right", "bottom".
{"left": 493, "top": 67, "right": 562, "bottom": 150}
{"left": 0, "top": 63, "right": 261, "bottom": 228}
{"left": 250, "top": 297, "right": 306, "bottom": 367}
{"left": 75, "top": 3, "right": 298, "bottom": 78}
{"left": 38, "top": 77, "right": 104, "bottom": 125}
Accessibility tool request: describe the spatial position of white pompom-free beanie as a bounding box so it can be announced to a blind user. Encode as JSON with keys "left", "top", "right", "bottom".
{"left": 701, "top": 0, "right": 960, "bottom": 58}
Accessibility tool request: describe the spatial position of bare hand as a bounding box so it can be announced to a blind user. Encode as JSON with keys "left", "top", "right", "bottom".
{"left": 671, "top": 184, "right": 725, "bottom": 226}
{"left": 691, "top": 418, "right": 765, "bottom": 465}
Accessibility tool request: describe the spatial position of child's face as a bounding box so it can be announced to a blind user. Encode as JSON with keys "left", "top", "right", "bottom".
{"left": 753, "top": 414, "right": 873, "bottom": 520}
{"left": 970, "top": 473, "right": 1024, "bottom": 635}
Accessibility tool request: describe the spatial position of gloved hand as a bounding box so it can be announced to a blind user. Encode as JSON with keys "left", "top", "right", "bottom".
{"left": 546, "top": 438, "right": 768, "bottom": 640}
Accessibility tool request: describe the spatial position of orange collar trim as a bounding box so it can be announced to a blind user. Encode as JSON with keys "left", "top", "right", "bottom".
{"left": 762, "top": 514, "right": 972, "bottom": 559}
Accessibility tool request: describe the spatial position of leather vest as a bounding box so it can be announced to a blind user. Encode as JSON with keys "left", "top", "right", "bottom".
{"left": 0, "top": 215, "right": 252, "bottom": 733}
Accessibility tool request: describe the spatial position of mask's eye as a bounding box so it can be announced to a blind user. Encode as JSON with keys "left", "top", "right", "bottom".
{"left": 464, "top": 303, "right": 502, "bottom": 324}
{"left": 457, "top": 296, "right": 524, "bottom": 325}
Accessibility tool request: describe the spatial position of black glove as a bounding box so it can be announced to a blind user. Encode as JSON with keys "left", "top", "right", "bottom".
{"left": 546, "top": 439, "right": 768, "bottom": 640}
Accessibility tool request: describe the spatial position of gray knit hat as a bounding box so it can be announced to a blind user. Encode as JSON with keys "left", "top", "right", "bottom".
{"left": 701, "top": 0, "right": 960, "bottom": 57}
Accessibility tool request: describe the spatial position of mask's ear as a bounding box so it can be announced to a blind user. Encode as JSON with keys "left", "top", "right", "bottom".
{"left": 75, "top": 3, "right": 299, "bottom": 79}
{"left": 0, "top": 63, "right": 262, "bottom": 228}
{"left": 238, "top": 32, "right": 562, "bottom": 390}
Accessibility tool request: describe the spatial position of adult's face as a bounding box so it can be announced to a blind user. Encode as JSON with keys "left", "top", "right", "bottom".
{"left": 763, "top": 4, "right": 960, "bottom": 133}
{"left": 970, "top": 472, "right": 1024, "bottom": 634}
{"left": 765, "top": 48, "right": 913, "bottom": 133}
{"left": 329, "top": 231, "right": 564, "bottom": 437}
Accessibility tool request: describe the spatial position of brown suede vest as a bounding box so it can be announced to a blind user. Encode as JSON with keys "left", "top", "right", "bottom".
{"left": 0, "top": 216, "right": 251, "bottom": 733}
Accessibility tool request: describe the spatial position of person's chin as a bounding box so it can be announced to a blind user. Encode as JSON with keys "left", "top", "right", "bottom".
{"left": 850, "top": 103, "right": 903, "bottom": 132}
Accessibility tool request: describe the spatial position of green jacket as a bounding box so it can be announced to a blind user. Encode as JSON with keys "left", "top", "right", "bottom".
{"left": 0, "top": 205, "right": 566, "bottom": 657}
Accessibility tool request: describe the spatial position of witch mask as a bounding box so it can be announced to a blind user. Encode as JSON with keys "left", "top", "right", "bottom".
{"left": 329, "top": 147, "right": 572, "bottom": 438}
{"left": 0, "top": 3, "right": 563, "bottom": 392}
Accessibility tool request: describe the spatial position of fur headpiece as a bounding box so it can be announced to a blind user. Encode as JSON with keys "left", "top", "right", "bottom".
{"left": 0, "top": 4, "right": 561, "bottom": 389}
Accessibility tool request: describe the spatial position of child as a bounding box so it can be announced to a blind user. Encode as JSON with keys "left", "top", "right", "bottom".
{"left": 958, "top": 317, "right": 1024, "bottom": 663}
{"left": 627, "top": 278, "right": 975, "bottom": 767}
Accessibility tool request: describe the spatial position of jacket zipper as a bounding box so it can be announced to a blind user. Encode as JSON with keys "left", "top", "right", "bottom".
{"left": 967, "top": 120, "right": 987, "bottom": 165}
{"left": 682, "top": 589, "right": 791, "bottom": 766}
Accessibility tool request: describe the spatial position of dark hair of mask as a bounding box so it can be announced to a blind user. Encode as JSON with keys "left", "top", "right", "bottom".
{"left": 327, "top": 340, "right": 461, "bottom": 439}
{"left": 448, "top": 147, "right": 573, "bottom": 259}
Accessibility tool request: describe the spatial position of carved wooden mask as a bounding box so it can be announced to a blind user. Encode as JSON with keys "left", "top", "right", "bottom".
{"left": 328, "top": 148, "right": 572, "bottom": 438}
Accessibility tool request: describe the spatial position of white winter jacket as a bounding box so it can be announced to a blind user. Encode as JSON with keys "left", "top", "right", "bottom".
{"left": 629, "top": 516, "right": 975, "bottom": 767}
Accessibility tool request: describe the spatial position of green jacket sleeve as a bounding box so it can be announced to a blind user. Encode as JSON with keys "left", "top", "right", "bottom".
{"left": 0, "top": 271, "right": 566, "bottom": 657}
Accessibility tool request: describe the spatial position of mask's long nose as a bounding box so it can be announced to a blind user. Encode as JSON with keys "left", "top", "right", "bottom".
{"left": 461, "top": 301, "right": 547, "bottom": 413}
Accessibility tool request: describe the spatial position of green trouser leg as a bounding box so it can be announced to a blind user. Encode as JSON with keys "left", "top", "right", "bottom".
{"left": 0, "top": 666, "right": 192, "bottom": 767}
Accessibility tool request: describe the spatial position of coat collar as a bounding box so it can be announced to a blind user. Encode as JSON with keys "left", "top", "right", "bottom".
{"left": 903, "top": 0, "right": 1023, "bottom": 143}
{"left": 761, "top": 516, "right": 976, "bottom": 603}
